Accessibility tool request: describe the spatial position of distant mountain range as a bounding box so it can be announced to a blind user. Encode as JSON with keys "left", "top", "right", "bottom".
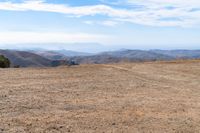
{"left": 69, "top": 49, "right": 200, "bottom": 64}
{"left": 1, "top": 49, "right": 200, "bottom": 67}
{"left": 30, "top": 49, "right": 92, "bottom": 60}
{"left": 150, "top": 50, "right": 200, "bottom": 59}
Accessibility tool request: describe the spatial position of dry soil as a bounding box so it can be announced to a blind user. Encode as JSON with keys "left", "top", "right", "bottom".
{"left": 1, "top": 60, "right": 200, "bottom": 133}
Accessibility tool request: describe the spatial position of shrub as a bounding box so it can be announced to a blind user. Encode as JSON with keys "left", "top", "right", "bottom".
{"left": 14, "top": 65, "right": 20, "bottom": 68}
{"left": 67, "top": 60, "right": 79, "bottom": 66}
{"left": 0, "top": 55, "right": 10, "bottom": 68}
{"left": 51, "top": 60, "right": 67, "bottom": 67}
{"left": 51, "top": 60, "right": 79, "bottom": 67}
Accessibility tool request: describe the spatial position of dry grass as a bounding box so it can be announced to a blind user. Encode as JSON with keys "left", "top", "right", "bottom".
{"left": 1, "top": 60, "right": 200, "bottom": 133}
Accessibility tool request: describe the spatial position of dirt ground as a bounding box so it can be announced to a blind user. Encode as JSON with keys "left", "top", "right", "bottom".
{"left": 1, "top": 60, "right": 200, "bottom": 133}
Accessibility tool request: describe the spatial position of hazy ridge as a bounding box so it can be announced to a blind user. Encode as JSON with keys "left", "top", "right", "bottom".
{"left": 1, "top": 49, "right": 200, "bottom": 67}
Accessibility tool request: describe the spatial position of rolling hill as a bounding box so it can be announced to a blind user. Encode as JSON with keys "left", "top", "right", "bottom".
{"left": 55, "top": 49, "right": 92, "bottom": 57}
{"left": 0, "top": 50, "right": 52, "bottom": 67}
{"left": 151, "top": 50, "right": 200, "bottom": 59}
{"left": 0, "top": 50, "right": 79, "bottom": 67}
{"left": 69, "top": 49, "right": 200, "bottom": 64}
{"left": 69, "top": 49, "right": 174, "bottom": 64}
{"left": 1, "top": 49, "right": 200, "bottom": 67}
{"left": 30, "top": 50, "right": 67, "bottom": 60}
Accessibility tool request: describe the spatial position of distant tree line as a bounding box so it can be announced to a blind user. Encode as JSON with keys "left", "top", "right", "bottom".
{"left": 0, "top": 55, "right": 10, "bottom": 68}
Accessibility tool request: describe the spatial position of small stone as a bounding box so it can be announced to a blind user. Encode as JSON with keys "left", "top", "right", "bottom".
{"left": 112, "top": 123, "right": 116, "bottom": 125}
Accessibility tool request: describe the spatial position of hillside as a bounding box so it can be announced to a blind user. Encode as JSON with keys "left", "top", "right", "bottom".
{"left": 30, "top": 50, "right": 67, "bottom": 60}
{"left": 1, "top": 49, "right": 200, "bottom": 67}
{"left": 0, "top": 50, "right": 52, "bottom": 67}
{"left": 55, "top": 49, "right": 92, "bottom": 57}
{"left": 70, "top": 49, "right": 174, "bottom": 64}
{"left": 0, "top": 60, "right": 200, "bottom": 132}
{"left": 29, "top": 49, "right": 92, "bottom": 60}
{"left": 151, "top": 50, "right": 200, "bottom": 59}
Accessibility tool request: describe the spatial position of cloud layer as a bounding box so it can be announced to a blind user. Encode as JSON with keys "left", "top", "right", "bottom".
{"left": 0, "top": 0, "right": 200, "bottom": 27}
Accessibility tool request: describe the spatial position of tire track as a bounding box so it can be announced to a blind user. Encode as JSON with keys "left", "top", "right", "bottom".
{"left": 102, "top": 64, "right": 179, "bottom": 88}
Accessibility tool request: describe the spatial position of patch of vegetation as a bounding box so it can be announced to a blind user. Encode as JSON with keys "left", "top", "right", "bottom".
{"left": 0, "top": 55, "right": 10, "bottom": 68}
{"left": 51, "top": 60, "right": 79, "bottom": 67}
{"left": 67, "top": 60, "right": 79, "bottom": 66}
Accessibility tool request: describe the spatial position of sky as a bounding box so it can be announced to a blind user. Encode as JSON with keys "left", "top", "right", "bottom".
{"left": 0, "top": 0, "right": 200, "bottom": 52}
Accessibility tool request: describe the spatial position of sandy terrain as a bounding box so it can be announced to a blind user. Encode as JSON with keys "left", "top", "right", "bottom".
{"left": 1, "top": 60, "right": 200, "bottom": 133}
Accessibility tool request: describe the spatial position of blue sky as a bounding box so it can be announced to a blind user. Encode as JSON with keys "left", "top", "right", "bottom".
{"left": 0, "top": 0, "right": 200, "bottom": 51}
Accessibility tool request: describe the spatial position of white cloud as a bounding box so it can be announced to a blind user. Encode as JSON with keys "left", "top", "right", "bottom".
{"left": 83, "top": 21, "right": 95, "bottom": 25}
{"left": 0, "top": 0, "right": 200, "bottom": 27}
{"left": 101, "top": 20, "right": 118, "bottom": 26}
{"left": 0, "top": 31, "right": 110, "bottom": 44}
{"left": 127, "top": 0, "right": 200, "bottom": 7}
{"left": 84, "top": 20, "right": 118, "bottom": 27}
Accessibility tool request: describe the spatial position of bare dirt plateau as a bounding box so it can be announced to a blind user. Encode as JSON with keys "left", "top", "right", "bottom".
{"left": 1, "top": 60, "right": 200, "bottom": 133}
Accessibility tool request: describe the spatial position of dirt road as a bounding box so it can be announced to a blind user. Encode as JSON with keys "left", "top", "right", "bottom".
{"left": 0, "top": 60, "right": 200, "bottom": 133}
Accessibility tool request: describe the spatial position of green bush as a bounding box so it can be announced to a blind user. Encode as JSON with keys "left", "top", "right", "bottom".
{"left": 0, "top": 55, "right": 10, "bottom": 68}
